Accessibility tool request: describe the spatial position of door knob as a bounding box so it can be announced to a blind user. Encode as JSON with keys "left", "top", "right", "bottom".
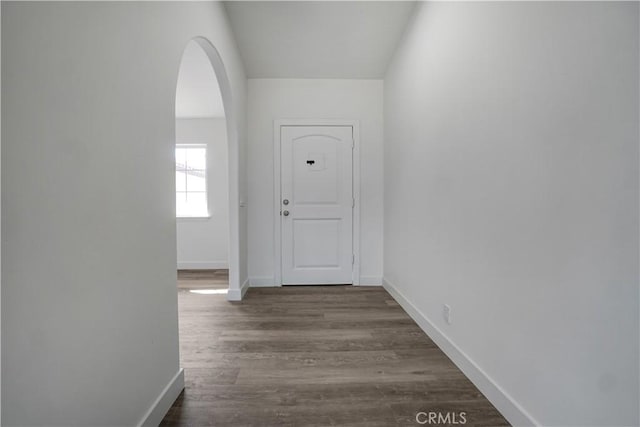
{"left": 283, "top": 199, "right": 289, "bottom": 205}
{"left": 283, "top": 210, "right": 290, "bottom": 216}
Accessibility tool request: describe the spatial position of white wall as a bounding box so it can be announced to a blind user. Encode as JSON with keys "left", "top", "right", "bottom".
{"left": 1, "top": 2, "right": 247, "bottom": 426}
{"left": 384, "top": 2, "right": 639, "bottom": 426}
{"left": 247, "top": 79, "right": 384, "bottom": 286}
{"left": 176, "top": 118, "right": 229, "bottom": 269}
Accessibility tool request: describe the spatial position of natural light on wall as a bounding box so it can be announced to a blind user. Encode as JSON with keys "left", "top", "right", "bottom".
{"left": 176, "top": 144, "right": 208, "bottom": 217}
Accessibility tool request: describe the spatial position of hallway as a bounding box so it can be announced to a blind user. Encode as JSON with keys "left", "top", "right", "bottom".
{"left": 161, "top": 272, "right": 508, "bottom": 426}
{"left": 2, "top": 2, "right": 638, "bottom": 425}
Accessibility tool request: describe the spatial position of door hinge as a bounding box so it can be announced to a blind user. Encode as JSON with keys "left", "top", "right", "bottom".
{"left": 352, "top": 254, "right": 355, "bottom": 265}
{"left": 352, "top": 139, "right": 355, "bottom": 149}
{"left": 352, "top": 197, "right": 355, "bottom": 208}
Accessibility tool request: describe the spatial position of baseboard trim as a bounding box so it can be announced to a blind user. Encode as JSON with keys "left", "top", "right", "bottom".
{"left": 382, "top": 278, "right": 538, "bottom": 427}
{"left": 177, "top": 261, "right": 228, "bottom": 270}
{"left": 358, "top": 276, "right": 383, "bottom": 286}
{"left": 138, "top": 368, "right": 184, "bottom": 427}
{"left": 249, "top": 276, "right": 280, "bottom": 287}
{"left": 227, "top": 277, "right": 249, "bottom": 301}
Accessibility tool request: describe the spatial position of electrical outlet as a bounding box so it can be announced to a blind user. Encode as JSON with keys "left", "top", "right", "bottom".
{"left": 443, "top": 304, "right": 452, "bottom": 325}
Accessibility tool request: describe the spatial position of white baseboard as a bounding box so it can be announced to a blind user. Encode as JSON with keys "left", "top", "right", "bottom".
{"left": 358, "top": 276, "right": 383, "bottom": 286}
{"left": 382, "top": 278, "right": 538, "bottom": 427}
{"left": 138, "top": 368, "right": 184, "bottom": 427}
{"left": 249, "top": 276, "right": 280, "bottom": 287}
{"left": 177, "top": 261, "right": 228, "bottom": 270}
{"left": 227, "top": 277, "right": 249, "bottom": 301}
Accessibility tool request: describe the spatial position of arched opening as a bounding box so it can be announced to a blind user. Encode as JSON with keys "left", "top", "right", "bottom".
{"left": 174, "top": 37, "right": 240, "bottom": 299}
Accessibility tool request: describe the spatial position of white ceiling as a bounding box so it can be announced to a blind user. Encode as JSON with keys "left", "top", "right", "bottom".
{"left": 224, "top": 1, "right": 416, "bottom": 79}
{"left": 175, "top": 40, "right": 225, "bottom": 118}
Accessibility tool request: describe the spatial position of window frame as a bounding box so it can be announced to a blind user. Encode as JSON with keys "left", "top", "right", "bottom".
{"left": 175, "top": 143, "right": 210, "bottom": 219}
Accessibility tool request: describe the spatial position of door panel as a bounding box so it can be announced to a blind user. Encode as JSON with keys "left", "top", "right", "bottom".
{"left": 293, "top": 219, "right": 341, "bottom": 268}
{"left": 281, "top": 126, "right": 353, "bottom": 285}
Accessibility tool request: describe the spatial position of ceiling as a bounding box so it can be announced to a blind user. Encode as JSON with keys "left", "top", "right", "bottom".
{"left": 175, "top": 40, "right": 225, "bottom": 118}
{"left": 175, "top": 2, "right": 416, "bottom": 117}
{"left": 224, "top": 1, "right": 416, "bottom": 79}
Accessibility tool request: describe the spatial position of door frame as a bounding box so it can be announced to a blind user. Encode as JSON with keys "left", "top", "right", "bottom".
{"left": 273, "top": 119, "right": 361, "bottom": 286}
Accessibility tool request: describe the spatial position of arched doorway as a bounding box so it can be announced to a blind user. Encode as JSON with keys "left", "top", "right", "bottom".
{"left": 174, "top": 37, "right": 240, "bottom": 299}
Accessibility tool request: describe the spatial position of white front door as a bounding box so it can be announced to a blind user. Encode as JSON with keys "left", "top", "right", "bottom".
{"left": 280, "top": 125, "right": 354, "bottom": 285}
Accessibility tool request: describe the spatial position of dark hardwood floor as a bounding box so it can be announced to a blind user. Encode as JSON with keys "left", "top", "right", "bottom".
{"left": 177, "top": 269, "right": 229, "bottom": 290}
{"left": 161, "top": 270, "right": 509, "bottom": 426}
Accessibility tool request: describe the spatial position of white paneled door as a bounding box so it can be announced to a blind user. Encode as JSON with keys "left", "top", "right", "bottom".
{"left": 280, "top": 126, "right": 354, "bottom": 285}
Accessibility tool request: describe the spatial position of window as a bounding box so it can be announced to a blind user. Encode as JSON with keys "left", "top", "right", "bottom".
{"left": 176, "top": 144, "right": 208, "bottom": 217}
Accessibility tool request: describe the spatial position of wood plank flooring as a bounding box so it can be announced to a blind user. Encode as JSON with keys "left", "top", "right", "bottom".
{"left": 177, "top": 269, "right": 229, "bottom": 290}
{"left": 161, "top": 271, "right": 509, "bottom": 426}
